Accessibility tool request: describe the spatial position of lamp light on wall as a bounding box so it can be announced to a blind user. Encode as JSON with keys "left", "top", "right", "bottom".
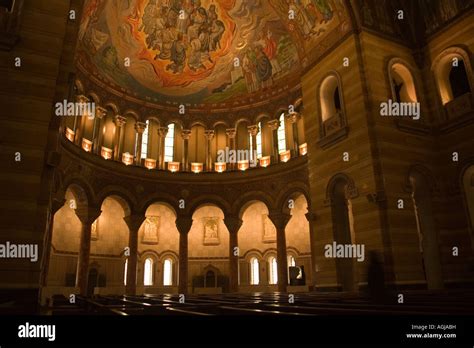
{"left": 191, "top": 162, "right": 203, "bottom": 173}
{"left": 279, "top": 150, "right": 291, "bottom": 163}
{"left": 82, "top": 138, "right": 92, "bottom": 152}
{"left": 238, "top": 160, "right": 249, "bottom": 171}
{"left": 65, "top": 127, "right": 75, "bottom": 142}
{"left": 101, "top": 146, "right": 112, "bottom": 160}
{"left": 144, "top": 158, "right": 156, "bottom": 170}
{"left": 215, "top": 162, "right": 226, "bottom": 173}
{"left": 299, "top": 143, "right": 308, "bottom": 156}
{"left": 259, "top": 156, "right": 271, "bottom": 168}
{"left": 168, "top": 161, "right": 180, "bottom": 173}
{"left": 122, "top": 152, "right": 134, "bottom": 166}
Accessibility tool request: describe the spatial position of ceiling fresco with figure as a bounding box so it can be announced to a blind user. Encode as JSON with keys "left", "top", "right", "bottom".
{"left": 77, "top": 0, "right": 350, "bottom": 107}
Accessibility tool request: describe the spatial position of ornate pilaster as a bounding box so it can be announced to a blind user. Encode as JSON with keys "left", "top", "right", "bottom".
{"left": 113, "top": 115, "right": 126, "bottom": 161}
{"left": 247, "top": 125, "right": 259, "bottom": 161}
{"left": 287, "top": 112, "right": 300, "bottom": 156}
{"left": 134, "top": 121, "right": 147, "bottom": 165}
{"left": 204, "top": 130, "right": 215, "bottom": 172}
{"left": 225, "top": 128, "right": 237, "bottom": 170}
{"left": 268, "top": 212, "right": 292, "bottom": 292}
{"left": 181, "top": 129, "right": 192, "bottom": 171}
{"left": 123, "top": 214, "right": 146, "bottom": 295}
{"left": 93, "top": 106, "right": 107, "bottom": 154}
{"left": 267, "top": 119, "right": 280, "bottom": 164}
{"left": 157, "top": 127, "right": 169, "bottom": 169}
{"left": 224, "top": 216, "right": 243, "bottom": 292}
{"left": 176, "top": 215, "right": 193, "bottom": 294}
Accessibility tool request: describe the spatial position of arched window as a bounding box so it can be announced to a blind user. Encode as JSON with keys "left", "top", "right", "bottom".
{"left": 434, "top": 51, "right": 473, "bottom": 105}
{"left": 277, "top": 114, "right": 286, "bottom": 153}
{"left": 164, "top": 123, "right": 175, "bottom": 163}
{"left": 140, "top": 120, "right": 149, "bottom": 159}
{"left": 123, "top": 259, "right": 128, "bottom": 286}
{"left": 250, "top": 257, "right": 260, "bottom": 285}
{"left": 268, "top": 256, "right": 278, "bottom": 285}
{"left": 256, "top": 122, "right": 263, "bottom": 159}
{"left": 389, "top": 62, "right": 418, "bottom": 103}
{"left": 143, "top": 258, "right": 153, "bottom": 286}
{"left": 163, "top": 258, "right": 173, "bottom": 286}
{"left": 288, "top": 255, "right": 296, "bottom": 267}
{"left": 320, "top": 75, "right": 342, "bottom": 122}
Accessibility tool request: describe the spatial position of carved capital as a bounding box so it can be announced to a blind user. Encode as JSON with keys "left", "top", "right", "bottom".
{"left": 181, "top": 129, "right": 192, "bottom": 140}
{"left": 267, "top": 119, "right": 280, "bottom": 131}
{"left": 204, "top": 130, "right": 215, "bottom": 140}
{"left": 75, "top": 95, "right": 89, "bottom": 104}
{"left": 134, "top": 121, "right": 147, "bottom": 134}
{"left": 223, "top": 216, "right": 243, "bottom": 234}
{"left": 225, "top": 128, "right": 237, "bottom": 139}
{"left": 75, "top": 206, "right": 102, "bottom": 226}
{"left": 268, "top": 212, "right": 292, "bottom": 231}
{"left": 305, "top": 211, "right": 317, "bottom": 222}
{"left": 287, "top": 112, "right": 299, "bottom": 123}
{"left": 95, "top": 106, "right": 107, "bottom": 119}
{"left": 157, "top": 126, "right": 169, "bottom": 137}
{"left": 247, "top": 125, "right": 259, "bottom": 136}
{"left": 176, "top": 216, "right": 193, "bottom": 235}
{"left": 123, "top": 214, "right": 146, "bottom": 232}
{"left": 114, "top": 115, "right": 127, "bottom": 127}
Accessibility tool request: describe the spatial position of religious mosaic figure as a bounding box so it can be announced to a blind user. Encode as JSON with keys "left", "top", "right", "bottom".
{"left": 203, "top": 217, "right": 220, "bottom": 245}
{"left": 142, "top": 216, "right": 159, "bottom": 244}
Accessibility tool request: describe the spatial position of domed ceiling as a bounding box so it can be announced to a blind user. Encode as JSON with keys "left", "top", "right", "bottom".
{"left": 77, "top": 0, "right": 350, "bottom": 109}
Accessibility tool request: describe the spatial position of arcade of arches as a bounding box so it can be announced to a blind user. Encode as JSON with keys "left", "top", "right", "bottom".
{"left": 1, "top": 0, "right": 474, "bottom": 307}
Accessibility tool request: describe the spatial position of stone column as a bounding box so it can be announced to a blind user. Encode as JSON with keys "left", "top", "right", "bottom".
{"left": 93, "top": 107, "right": 107, "bottom": 155}
{"left": 224, "top": 215, "right": 242, "bottom": 293}
{"left": 225, "top": 128, "right": 236, "bottom": 170}
{"left": 287, "top": 112, "right": 299, "bottom": 156}
{"left": 113, "top": 115, "right": 126, "bottom": 161}
{"left": 124, "top": 214, "right": 146, "bottom": 295}
{"left": 74, "top": 206, "right": 102, "bottom": 296}
{"left": 176, "top": 216, "right": 193, "bottom": 294}
{"left": 74, "top": 95, "right": 89, "bottom": 145}
{"left": 134, "top": 121, "right": 147, "bottom": 165}
{"left": 157, "top": 126, "right": 168, "bottom": 170}
{"left": 204, "top": 130, "right": 215, "bottom": 172}
{"left": 268, "top": 212, "right": 292, "bottom": 292}
{"left": 267, "top": 119, "right": 280, "bottom": 164}
{"left": 181, "top": 129, "right": 191, "bottom": 171}
{"left": 305, "top": 211, "right": 318, "bottom": 289}
{"left": 248, "top": 125, "right": 259, "bottom": 162}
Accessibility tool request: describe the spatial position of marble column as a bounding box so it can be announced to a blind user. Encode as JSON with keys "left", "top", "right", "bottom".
{"left": 224, "top": 215, "right": 242, "bottom": 293}
{"left": 134, "top": 121, "right": 147, "bottom": 165}
{"left": 267, "top": 119, "right": 280, "bottom": 164}
{"left": 287, "top": 112, "right": 299, "bottom": 156}
{"left": 113, "top": 115, "right": 126, "bottom": 161}
{"left": 74, "top": 95, "right": 89, "bottom": 145}
{"left": 157, "top": 126, "right": 168, "bottom": 170}
{"left": 124, "top": 214, "right": 146, "bottom": 295}
{"left": 75, "top": 206, "right": 102, "bottom": 296}
{"left": 225, "top": 128, "right": 236, "bottom": 170}
{"left": 305, "top": 211, "right": 318, "bottom": 289}
{"left": 268, "top": 212, "right": 292, "bottom": 292}
{"left": 93, "top": 107, "right": 107, "bottom": 155}
{"left": 176, "top": 215, "right": 193, "bottom": 294}
{"left": 247, "top": 125, "right": 259, "bottom": 162}
{"left": 204, "top": 130, "right": 215, "bottom": 172}
{"left": 181, "top": 129, "right": 191, "bottom": 171}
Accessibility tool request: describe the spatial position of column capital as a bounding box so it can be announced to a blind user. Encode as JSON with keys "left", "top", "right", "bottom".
{"left": 95, "top": 106, "right": 107, "bottom": 119}
{"left": 114, "top": 115, "right": 127, "bottom": 127}
{"left": 134, "top": 121, "right": 147, "bottom": 133}
{"left": 225, "top": 128, "right": 237, "bottom": 138}
{"left": 305, "top": 211, "right": 317, "bottom": 222}
{"left": 123, "top": 214, "right": 146, "bottom": 232}
{"left": 52, "top": 198, "right": 66, "bottom": 215}
{"left": 204, "top": 130, "right": 215, "bottom": 140}
{"left": 267, "top": 119, "right": 280, "bottom": 130}
{"left": 268, "top": 212, "right": 292, "bottom": 231}
{"left": 286, "top": 112, "right": 299, "bottom": 123}
{"left": 181, "top": 129, "right": 192, "bottom": 140}
{"left": 157, "top": 126, "right": 169, "bottom": 137}
{"left": 224, "top": 216, "right": 243, "bottom": 234}
{"left": 176, "top": 215, "right": 193, "bottom": 235}
{"left": 247, "top": 125, "right": 259, "bottom": 136}
{"left": 75, "top": 94, "right": 89, "bottom": 103}
{"left": 75, "top": 206, "right": 102, "bottom": 226}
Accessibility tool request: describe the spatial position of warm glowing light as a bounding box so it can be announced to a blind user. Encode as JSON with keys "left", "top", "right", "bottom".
{"left": 191, "top": 162, "right": 203, "bottom": 173}
{"left": 122, "top": 152, "right": 134, "bottom": 166}
{"left": 279, "top": 150, "right": 291, "bottom": 163}
{"left": 238, "top": 160, "right": 249, "bottom": 171}
{"left": 101, "top": 146, "right": 112, "bottom": 160}
{"left": 82, "top": 138, "right": 92, "bottom": 152}
{"left": 168, "top": 161, "right": 180, "bottom": 173}
{"left": 144, "top": 158, "right": 156, "bottom": 170}
{"left": 259, "top": 156, "right": 271, "bottom": 167}
{"left": 299, "top": 143, "right": 308, "bottom": 156}
{"left": 215, "top": 162, "right": 226, "bottom": 173}
{"left": 65, "top": 127, "right": 75, "bottom": 142}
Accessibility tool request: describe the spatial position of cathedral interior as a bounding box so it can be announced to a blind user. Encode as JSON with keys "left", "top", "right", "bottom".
{"left": 1, "top": 0, "right": 474, "bottom": 327}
